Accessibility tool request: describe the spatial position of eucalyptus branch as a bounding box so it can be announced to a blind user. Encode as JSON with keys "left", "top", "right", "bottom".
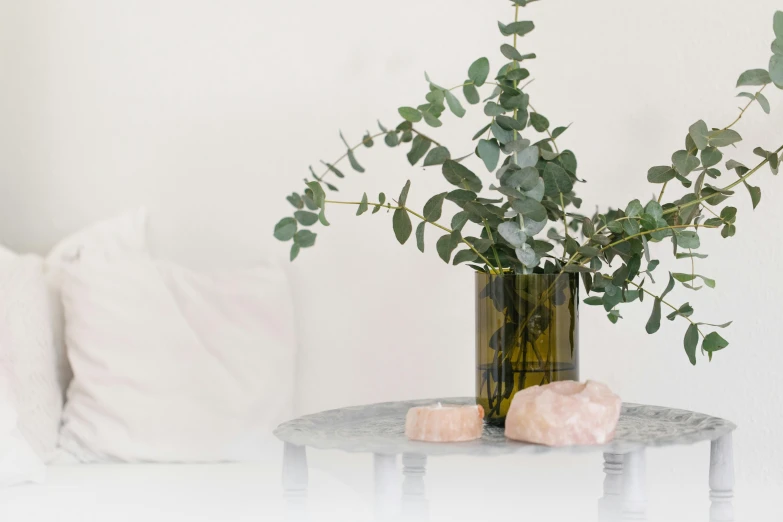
{"left": 625, "top": 279, "right": 704, "bottom": 338}
{"left": 410, "top": 128, "right": 443, "bottom": 148}
{"left": 661, "top": 143, "right": 783, "bottom": 216}
{"left": 324, "top": 199, "right": 498, "bottom": 272}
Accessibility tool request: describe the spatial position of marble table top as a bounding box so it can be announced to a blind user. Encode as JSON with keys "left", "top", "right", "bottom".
{"left": 274, "top": 398, "right": 737, "bottom": 456}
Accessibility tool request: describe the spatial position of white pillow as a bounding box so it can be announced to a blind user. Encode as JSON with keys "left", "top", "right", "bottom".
{"left": 58, "top": 256, "right": 297, "bottom": 463}
{"left": 44, "top": 208, "right": 150, "bottom": 405}
{"left": 0, "top": 246, "right": 61, "bottom": 461}
{"left": 0, "top": 391, "right": 45, "bottom": 488}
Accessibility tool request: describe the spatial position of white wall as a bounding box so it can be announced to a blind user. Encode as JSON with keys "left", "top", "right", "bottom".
{"left": 1, "top": 0, "right": 782, "bottom": 486}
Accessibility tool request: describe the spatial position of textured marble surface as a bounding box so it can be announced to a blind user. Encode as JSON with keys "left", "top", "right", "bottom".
{"left": 274, "top": 398, "right": 736, "bottom": 456}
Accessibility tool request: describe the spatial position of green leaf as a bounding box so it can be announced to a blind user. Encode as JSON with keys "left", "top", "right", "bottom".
{"left": 356, "top": 193, "right": 369, "bottom": 216}
{"left": 446, "top": 190, "right": 477, "bottom": 204}
{"left": 499, "top": 20, "right": 535, "bottom": 37}
{"left": 453, "top": 250, "right": 479, "bottom": 265}
{"left": 398, "top": 107, "right": 422, "bottom": 122}
{"left": 318, "top": 207, "right": 330, "bottom": 226}
{"left": 773, "top": 38, "right": 783, "bottom": 56}
{"left": 500, "top": 44, "right": 525, "bottom": 61}
{"left": 444, "top": 90, "right": 466, "bottom": 118}
{"left": 744, "top": 182, "right": 762, "bottom": 209}
{"left": 295, "top": 210, "right": 319, "bottom": 226}
{"left": 584, "top": 296, "right": 603, "bottom": 306}
{"left": 477, "top": 139, "right": 501, "bottom": 171}
{"left": 511, "top": 197, "right": 547, "bottom": 221}
{"left": 625, "top": 199, "right": 644, "bottom": 218}
{"left": 684, "top": 324, "right": 699, "bottom": 365}
{"left": 647, "top": 166, "right": 676, "bottom": 184}
{"left": 688, "top": 121, "right": 710, "bottom": 150}
{"left": 675, "top": 231, "right": 700, "bottom": 249}
{"left": 393, "top": 209, "right": 412, "bottom": 245}
{"left": 661, "top": 273, "right": 676, "bottom": 300}
{"left": 775, "top": 11, "right": 783, "bottom": 39}
{"left": 709, "top": 129, "right": 742, "bottom": 148}
{"left": 451, "top": 211, "right": 470, "bottom": 231}
{"left": 321, "top": 162, "right": 345, "bottom": 179}
{"left": 495, "top": 115, "right": 525, "bottom": 131}
{"left": 673, "top": 150, "right": 701, "bottom": 176}
{"left": 515, "top": 243, "right": 538, "bottom": 267}
{"left": 287, "top": 193, "right": 304, "bottom": 209}
{"left": 505, "top": 68, "right": 530, "bottom": 81}
{"left": 484, "top": 102, "right": 506, "bottom": 117}
{"left": 423, "top": 193, "right": 447, "bottom": 222}
{"left": 422, "top": 111, "right": 442, "bottom": 128}
{"left": 542, "top": 162, "right": 573, "bottom": 197}
{"left": 770, "top": 54, "right": 783, "bottom": 88}
{"left": 736, "top": 69, "right": 771, "bottom": 87}
{"left": 398, "top": 180, "right": 412, "bottom": 207}
{"left": 530, "top": 113, "right": 550, "bottom": 132}
{"left": 415, "top": 222, "right": 426, "bottom": 253}
{"left": 497, "top": 221, "right": 527, "bottom": 248}
{"left": 423, "top": 146, "right": 451, "bottom": 167}
{"left": 673, "top": 273, "right": 716, "bottom": 289}
{"left": 407, "top": 135, "right": 432, "bottom": 166}
{"left": 274, "top": 217, "right": 297, "bottom": 241}
{"left": 384, "top": 132, "right": 400, "bottom": 147}
{"left": 646, "top": 299, "right": 662, "bottom": 334}
{"left": 700, "top": 147, "right": 723, "bottom": 169}
{"left": 703, "top": 332, "right": 729, "bottom": 353}
{"left": 666, "top": 303, "right": 694, "bottom": 321}
{"left": 468, "top": 57, "right": 490, "bottom": 87}
{"left": 463, "top": 84, "right": 480, "bottom": 105}
{"left": 442, "top": 160, "right": 483, "bottom": 192}
{"left": 290, "top": 244, "right": 300, "bottom": 261}
{"left": 306, "top": 181, "right": 326, "bottom": 208}
{"left": 436, "top": 231, "right": 461, "bottom": 263}
{"left": 372, "top": 193, "right": 387, "bottom": 214}
{"left": 293, "top": 229, "right": 317, "bottom": 248}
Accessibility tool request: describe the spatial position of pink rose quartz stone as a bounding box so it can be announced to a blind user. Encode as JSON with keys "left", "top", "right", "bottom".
{"left": 504, "top": 380, "right": 622, "bottom": 447}
{"left": 405, "top": 404, "right": 484, "bottom": 442}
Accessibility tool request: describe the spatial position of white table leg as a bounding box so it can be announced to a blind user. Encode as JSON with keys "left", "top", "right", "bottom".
{"left": 401, "top": 453, "right": 429, "bottom": 521}
{"left": 282, "top": 442, "right": 308, "bottom": 522}
{"left": 599, "top": 453, "right": 625, "bottom": 522}
{"left": 374, "top": 453, "right": 398, "bottom": 521}
{"left": 709, "top": 434, "right": 735, "bottom": 522}
{"left": 621, "top": 448, "right": 647, "bottom": 521}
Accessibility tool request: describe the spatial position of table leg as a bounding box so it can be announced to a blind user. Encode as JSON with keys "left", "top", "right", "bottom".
{"left": 374, "top": 453, "right": 398, "bottom": 521}
{"left": 401, "top": 453, "right": 429, "bottom": 521}
{"left": 282, "top": 442, "right": 309, "bottom": 522}
{"left": 598, "top": 453, "right": 625, "bottom": 522}
{"left": 709, "top": 434, "right": 735, "bottom": 522}
{"left": 622, "top": 448, "right": 647, "bottom": 521}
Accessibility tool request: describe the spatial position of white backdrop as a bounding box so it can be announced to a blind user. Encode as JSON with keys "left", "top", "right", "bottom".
{"left": 1, "top": 0, "right": 781, "bottom": 488}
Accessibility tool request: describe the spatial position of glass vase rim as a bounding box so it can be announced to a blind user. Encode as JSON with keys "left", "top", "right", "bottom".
{"left": 474, "top": 271, "right": 579, "bottom": 279}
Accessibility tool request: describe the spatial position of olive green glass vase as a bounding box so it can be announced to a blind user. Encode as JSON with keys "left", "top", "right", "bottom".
{"left": 475, "top": 272, "right": 579, "bottom": 426}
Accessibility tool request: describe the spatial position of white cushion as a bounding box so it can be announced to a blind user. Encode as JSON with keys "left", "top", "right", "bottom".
{"left": 0, "top": 246, "right": 60, "bottom": 462}
{"left": 0, "top": 247, "right": 49, "bottom": 484}
{"left": 57, "top": 254, "right": 297, "bottom": 462}
{"left": 43, "top": 208, "right": 151, "bottom": 406}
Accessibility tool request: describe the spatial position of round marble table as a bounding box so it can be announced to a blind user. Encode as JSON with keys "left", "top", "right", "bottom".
{"left": 274, "top": 398, "right": 737, "bottom": 522}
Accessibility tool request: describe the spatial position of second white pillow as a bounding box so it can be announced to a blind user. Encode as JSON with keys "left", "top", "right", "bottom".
{"left": 58, "top": 256, "right": 297, "bottom": 463}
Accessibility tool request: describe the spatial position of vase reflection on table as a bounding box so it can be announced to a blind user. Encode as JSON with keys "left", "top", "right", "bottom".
{"left": 475, "top": 272, "right": 579, "bottom": 426}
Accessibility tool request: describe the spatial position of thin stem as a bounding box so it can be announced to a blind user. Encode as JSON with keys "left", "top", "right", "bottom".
{"left": 410, "top": 127, "right": 443, "bottom": 148}
{"left": 324, "top": 199, "right": 499, "bottom": 273}
{"left": 314, "top": 131, "right": 387, "bottom": 182}
{"left": 482, "top": 219, "right": 505, "bottom": 271}
{"left": 661, "top": 144, "right": 783, "bottom": 216}
{"left": 657, "top": 181, "right": 668, "bottom": 203}
{"left": 559, "top": 192, "right": 570, "bottom": 258}
{"left": 655, "top": 84, "right": 768, "bottom": 203}
{"left": 598, "top": 224, "right": 719, "bottom": 254}
{"left": 625, "top": 279, "right": 705, "bottom": 339}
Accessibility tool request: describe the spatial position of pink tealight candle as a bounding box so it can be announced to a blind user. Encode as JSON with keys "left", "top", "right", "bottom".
{"left": 405, "top": 403, "right": 485, "bottom": 442}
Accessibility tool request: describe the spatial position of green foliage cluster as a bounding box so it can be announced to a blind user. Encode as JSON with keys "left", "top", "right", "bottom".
{"left": 275, "top": 3, "right": 783, "bottom": 366}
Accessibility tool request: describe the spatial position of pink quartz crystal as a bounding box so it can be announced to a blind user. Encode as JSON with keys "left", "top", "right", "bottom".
{"left": 504, "top": 380, "right": 622, "bottom": 447}
{"left": 405, "top": 403, "right": 485, "bottom": 442}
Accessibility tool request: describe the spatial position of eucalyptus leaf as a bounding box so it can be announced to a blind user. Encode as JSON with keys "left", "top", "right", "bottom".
{"left": 647, "top": 166, "right": 676, "bottom": 184}
{"left": 444, "top": 90, "right": 467, "bottom": 118}
{"left": 477, "top": 139, "right": 501, "bottom": 171}
{"left": 294, "top": 229, "right": 317, "bottom": 248}
{"left": 423, "top": 146, "right": 451, "bottom": 167}
{"left": 498, "top": 221, "right": 528, "bottom": 248}
{"left": 645, "top": 298, "right": 662, "bottom": 334}
{"left": 274, "top": 217, "right": 297, "bottom": 241}
{"left": 453, "top": 250, "right": 479, "bottom": 265}
{"left": 407, "top": 135, "right": 432, "bottom": 165}
{"left": 295, "top": 210, "right": 319, "bottom": 226}
{"left": 468, "top": 57, "right": 490, "bottom": 87}
{"left": 703, "top": 332, "right": 729, "bottom": 353}
{"left": 684, "top": 324, "right": 699, "bottom": 365}
{"left": 393, "top": 209, "right": 412, "bottom": 244}
{"left": 500, "top": 44, "right": 525, "bottom": 61}
{"left": 442, "top": 160, "right": 483, "bottom": 192}
{"left": 416, "top": 222, "right": 426, "bottom": 253}
{"left": 542, "top": 162, "right": 573, "bottom": 197}
{"left": 709, "top": 129, "right": 742, "bottom": 148}
{"left": 423, "top": 193, "right": 447, "bottom": 222}
{"left": 736, "top": 69, "right": 771, "bottom": 87}
{"left": 530, "top": 113, "right": 550, "bottom": 132}
{"left": 688, "top": 120, "right": 710, "bottom": 150}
